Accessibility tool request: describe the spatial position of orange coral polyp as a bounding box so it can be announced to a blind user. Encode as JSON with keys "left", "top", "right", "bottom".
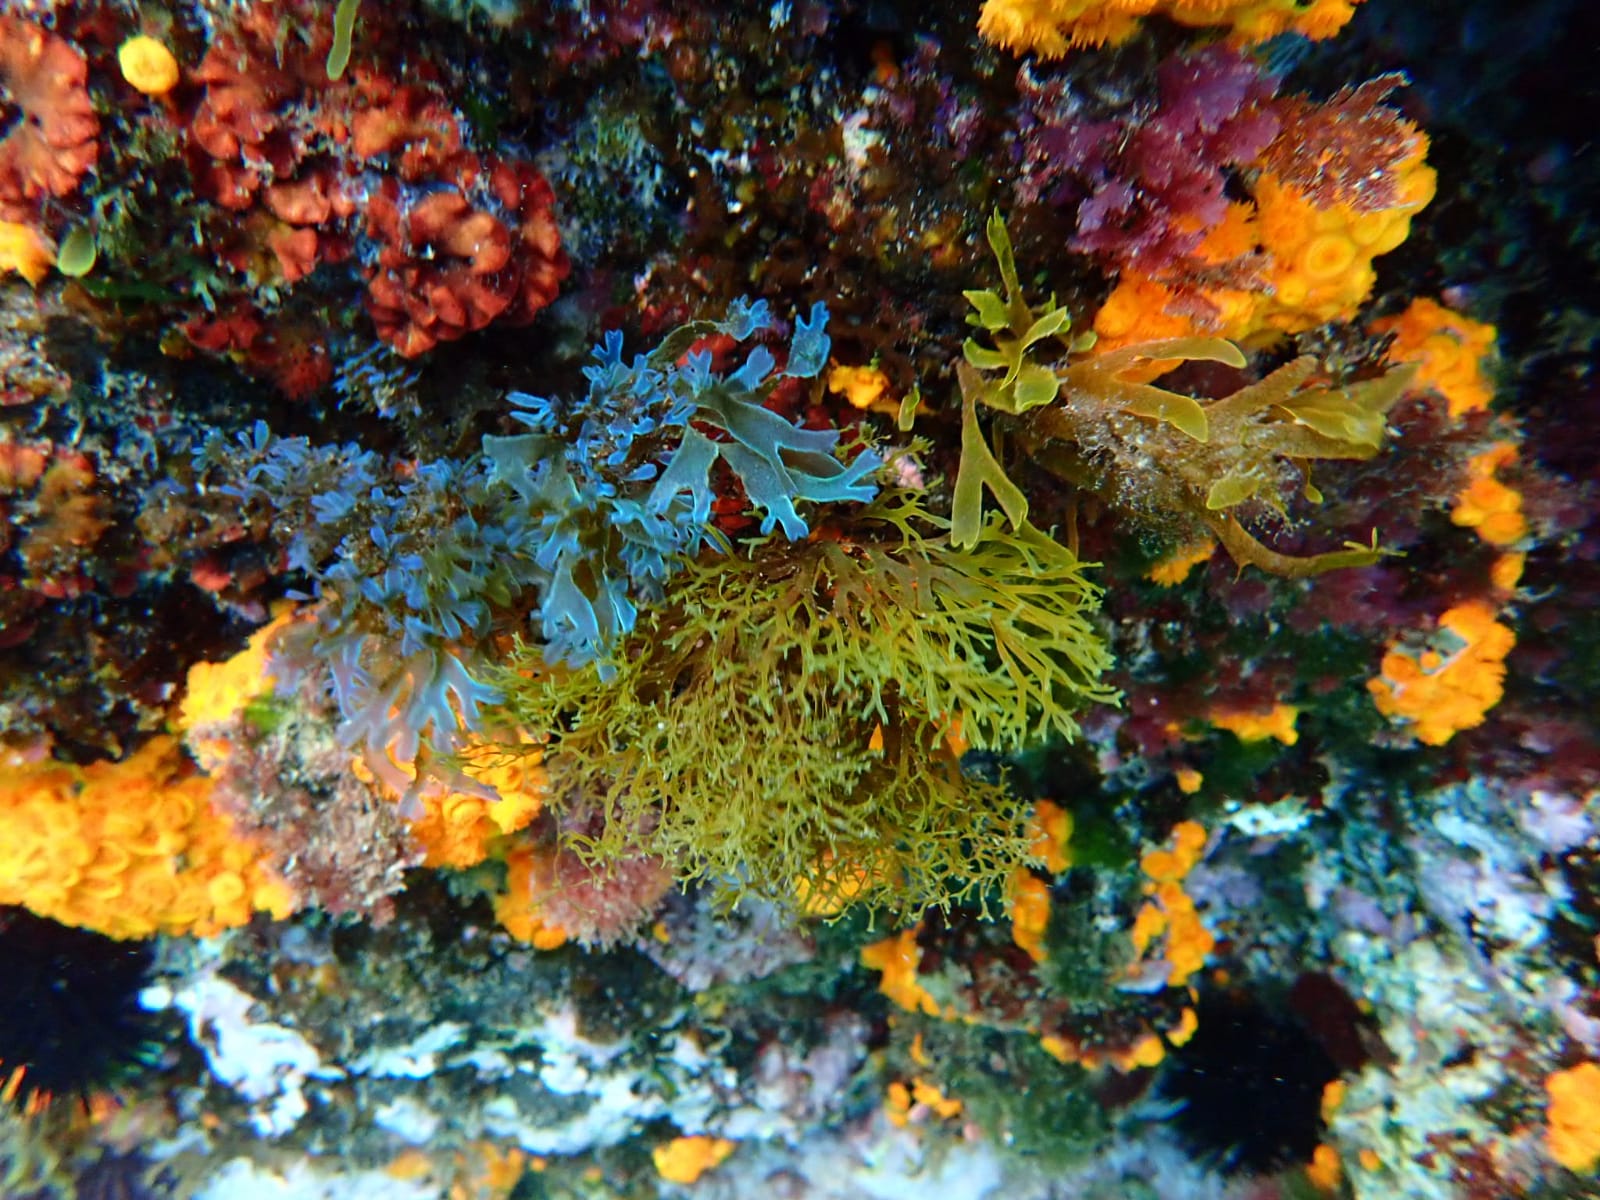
{"left": 1451, "top": 442, "right": 1527, "bottom": 547}
{"left": 1009, "top": 873, "right": 1053, "bottom": 963}
{"left": 492, "top": 845, "right": 568, "bottom": 949}
{"left": 118, "top": 36, "right": 181, "bottom": 96}
{"left": 653, "top": 1136, "right": 735, "bottom": 1185}
{"left": 1373, "top": 297, "right": 1498, "bottom": 417}
{"left": 862, "top": 925, "right": 944, "bottom": 1017}
{"left": 1128, "top": 821, "right": 1215, "bottom": 990}
{"left": 1547, "top": 1061, "right": 1600, "bottom": 1173}
{"left": 827, "top": 363, "right": 892, "bottom": 409}
{"left": 1147, "top": 539, "right": 1217, "bottom": 586}
{"left": 1298, "top": 232, "right": 1359, "bottom": 281}
{"left": 977, "top": 0, "right": 1363, "bottom": 54}
{"left": 0, "top": 219, "right": 54, "bottom": 285}
{"left": 1096, "top": 138, "right": 1434, "bottom": 351}
{"left": 0, "top": 738, "right": 296, "bottom": 939}
{"left": 1251, "top": 153, "right": 1434, "bottom": 333}
{"left": 1210, "top": 703, "right": 1300, "bottom": 745}
{"left": 1368, "top": 600, "right": 1515, "bottom": 745}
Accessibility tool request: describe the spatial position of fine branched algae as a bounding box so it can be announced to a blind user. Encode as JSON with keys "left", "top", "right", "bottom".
{"left": 954, "top": 211, "right": 1415, "bottom": 576}
{"left": 490, "top": 493, "right": 1117, "bottom": 916}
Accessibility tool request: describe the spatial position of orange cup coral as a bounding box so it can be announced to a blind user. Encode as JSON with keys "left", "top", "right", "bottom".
{"left": 1093, "top": 105, "right": 1435, "bottom": 350}
{"left": 978, "top": 0, "right": 1364, "bottom": 56}
{"left": 1368, "top": 600, "right": 1515, "bottom": 745}
{"left": 1372, "top": 297, "right": 1498, "bottom": 419}
{"left": 652, "top": 1135, "right": 735, "bottom": 1184}
{"left": 1452, "top": 442, "right": 1527, "bottom": 548}
{"left": 0, "top": 219, "right": 54, "bottom": 285}
{"left": 0, "top": 738, "right": 296, "bottom": 939}
{"left": 1129, "top": 820, "right": 1215, "bottom": 989}
{"left": 1547, "top": 1061, "right": 1600, "bottom": 1173}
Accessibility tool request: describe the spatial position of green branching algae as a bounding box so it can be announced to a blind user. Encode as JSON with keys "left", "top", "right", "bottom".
{"left": 955, "top": 211, "right": 1416, "bottom": 576}
{"left": 327, "top": 0, "right": 360, "bottom": 81}
{"left": 489, "top": 493, "right": 1117, "bottom": 917}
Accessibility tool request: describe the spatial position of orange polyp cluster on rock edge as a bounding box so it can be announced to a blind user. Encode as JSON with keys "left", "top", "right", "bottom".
{"left": 491, "top": 819, "right": 670, "bottom": 950}
{"left": 1092, "top": 93, "right": 1435, "bottom": 353}
{"left": 861, "top": 925, "right": 945, "bottom": 1017}
{"left": 407, "top": 744, "right": 547, "bottom": 870}
{"left": 0, "top": 219, "right": 54, "bottom": 285}
{"left": 0, "top": 738, "right": 296, "bottom": 940}
{"left": 1367, "top": 600, "right": 1516, "bottom": 746}
{"left": 1209, "top": 702, "right": 1300, "bottom": 746}
{"left": 1248, "top": 148, "right": 1435, "bottom": 334}
{"left": 884, "top": 1077, "right": 964, "bottom": 1128}
{"left": 178, "top": 606, "right": 301, "bottom": 771}
{"left": 1452, "top": 442, "right": 1528, "bottom": 548}
{"left": 1547, "top": 1061, "right": 1600, "bottom": 1173}
{"left": 1010, "top": 874, "right": 1054, "bottom": 963}
{"left": 1008, "top": 800, "right": 1074, "bottom": 963}
{"left": 493, "top": 845, "right": 570, "bottom": 950}
{"left": 652, "top": 1135, "right": 736, "bottom": 1185}
{"left": 1146, "top": 538, "right": 1218, "bottom": 587}
{"left": 1372, "top": 297, "right": 1498, "bottom": 419}
{"left": 1129, "top": 820, "right": 1215, "bottom": 989}
{"left": 978, "top": 0, "right": 1363, "bottom": 56}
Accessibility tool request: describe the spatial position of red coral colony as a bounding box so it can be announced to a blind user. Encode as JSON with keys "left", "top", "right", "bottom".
{"left": 181, "top": 2, "right": 569, "bottom": 367}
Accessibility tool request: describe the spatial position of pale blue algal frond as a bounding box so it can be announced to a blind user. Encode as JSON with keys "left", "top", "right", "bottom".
{"left": 203, "top": 297, "right": 879, "bottom": 780}
{"left": 490, "top": 298, "right": 880, "bottom": 668}
{"left": 785, "top": 301, "right": 831, "bottom": 378}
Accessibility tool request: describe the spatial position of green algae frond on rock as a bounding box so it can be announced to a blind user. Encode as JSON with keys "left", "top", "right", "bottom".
{"left": 489, "top": 492, "right": 1117, "bottom": 918}
{"left": 954, "top": 211, "right": 1415, "bottom": 577}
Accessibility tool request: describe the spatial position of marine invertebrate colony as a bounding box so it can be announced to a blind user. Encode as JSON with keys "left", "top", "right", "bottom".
{"left": 0, "top": 16, "right": 98, "bottom": 223}
{"left": 0, "top": 738, "right": 296, "bottom": 940}
{"left": 1367, "top": 599, "right": 1516, "bottom": 745}
{"left": 980, "top": 0, "right": 1365, "bottom": 53}
{"left": 1032, "top": 55, "right": 1439, "bottom": 349}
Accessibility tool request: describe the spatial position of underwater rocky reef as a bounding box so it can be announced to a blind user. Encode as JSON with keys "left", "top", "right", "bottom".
{"left": 1, "top": 0, "right": 1598, "bottom": 1196}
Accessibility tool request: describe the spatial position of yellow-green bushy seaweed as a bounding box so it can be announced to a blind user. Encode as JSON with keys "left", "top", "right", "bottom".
{"left": 489, "top": 492, "right": 1117, "bottom": 916}
{"left": 955, "top": 211, "right": 1416, "bottom": 576}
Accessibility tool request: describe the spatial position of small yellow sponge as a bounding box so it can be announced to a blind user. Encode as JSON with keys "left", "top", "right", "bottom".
{"left": 118, "top": 35, "right": 180, "bottom": 96}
